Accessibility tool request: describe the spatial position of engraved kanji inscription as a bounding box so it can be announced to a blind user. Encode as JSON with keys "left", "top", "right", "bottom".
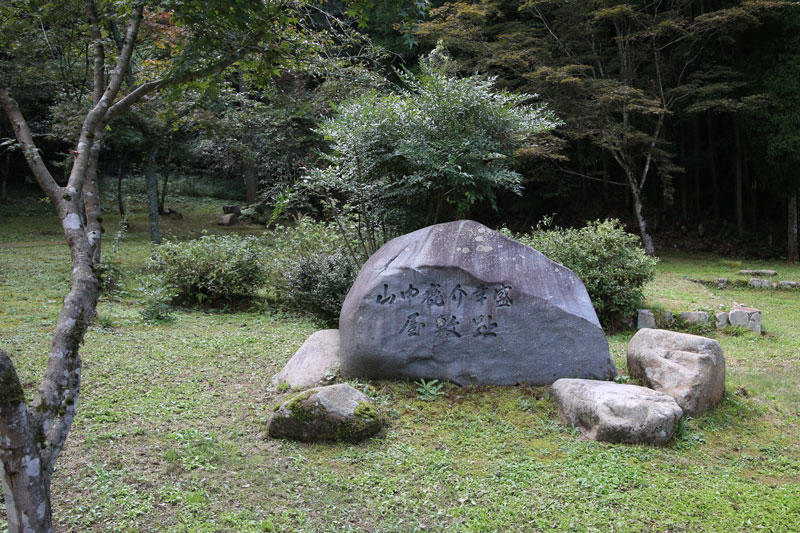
{"left": 472, "top": 314, "right": 498, "bottom": 337}
{"left": 399, "top": 312, "right": 425, "bottom": 336}
{"left": 376, "top": 284, "right": 396, "bottom": 304}
{"left": 495, "top": 284, "right": 513, "bottom": 307}
{"left": 400, "top": 283, "right": 420, "bottom": 300}
{"left": 435, "top": 315, "right": 461, "bottom": 337}
{"left": 450, "top": 284, "right": 467, "bottom": 307}
{"left": 422, "top": 283, "right": 445, "bottom": 306}
{"left": 472, "top": 285, "right": 488, "bottom": 303}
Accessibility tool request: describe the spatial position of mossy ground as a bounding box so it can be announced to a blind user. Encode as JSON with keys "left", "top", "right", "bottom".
{"left": 1, "top": 193, "right": 799, "bottom": 531}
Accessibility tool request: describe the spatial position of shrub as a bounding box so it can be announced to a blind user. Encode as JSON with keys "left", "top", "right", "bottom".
{"left": 513, "top": 219, "right": 657, "bottom": 329}
{"left": 280, "top": 247, "right": 359, "bottom": 325}
{"left": 147, "top": 234, "right": 266, "bottom": 304}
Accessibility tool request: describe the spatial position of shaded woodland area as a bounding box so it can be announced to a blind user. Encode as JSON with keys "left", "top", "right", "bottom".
{"left": 2, "top": 1, "right": 799, "bottom": 260}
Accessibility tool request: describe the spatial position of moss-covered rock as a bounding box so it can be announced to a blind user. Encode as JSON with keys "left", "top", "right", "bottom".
{"left": 267, "top": 384, "right": 383, "bottom": 443}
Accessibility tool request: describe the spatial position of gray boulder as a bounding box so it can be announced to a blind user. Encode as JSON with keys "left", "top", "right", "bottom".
{"left": 779, "top": 281, "right": 799, "bottom": 289}
{"left": 273, "top": 330, "right": 340, "bottom": 389}
{"left": 728, "top": 306, "right": 762, "bottom": 334}
{"left": 715, "top": 311, "right": 729, "bottom": 329}
{"left": 748, "top": 278, "right": 776, "bottom": 289}
{"left": 637, "top": 309, "right": 656, "bottom": 330}
{"left": 680, "top": 311, "right": 709, "bottom": 325}
{"left": 551, "top": 378, "right": 683, "bottom": 445}
{"left": 268, "top": 383, "right": 382, "bottom": 442}
{"left": 339, "top": 220, "right": 616, "bottom": 386}
{"left": 627, "top": 329, "right": 725, "bottom": 416}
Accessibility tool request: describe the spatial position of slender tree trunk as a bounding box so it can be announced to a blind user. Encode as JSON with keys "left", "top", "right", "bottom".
{"left": 1, "top": 151, "right": 8, "bottom": 200}
{"left": 694, "top": 122, "right": 701, "bottom": 220}
{"left": 146, "top": 145, "right": 161, "bottom": 244}
{"left": 789, "top": 188, "right": 798, "bottom": 263}
{"left": 244, "top": 162, "right": 257, "bottom": 205}
{"left": 706, "top": 116, "right": 719, "bottom": 221}
{"left": 734, "top": 120, "right": 744, "bottom": 235}
{"left": 117, "top": 158, "right": 126, "bottom": 219}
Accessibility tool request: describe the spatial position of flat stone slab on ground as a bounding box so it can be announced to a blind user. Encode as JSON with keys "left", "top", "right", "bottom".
{"left": 779, "top": 281, "right": 799, "bottom": 289}
{"left": 218, "top": 213, "right": 238, "bottom": 226}
{"left": 728, "top": 306, "right": 762, "bottom": 334}
{"left": 551, "top": 378, "right": 683, "bottom": 445}
{"left": 339, "top": 220, "right": 616, "bottom": 386}
{"left": 627, "top": 328, "right": 725, "bottom": 416}
{"left": 268, "top": 383, "right": 382, "bottom": 442}
{"left": 273, "top": 329, "right": 340, "bottom": 389}
{"left": 739, "top": 269, "right": 777, "bottom": 277}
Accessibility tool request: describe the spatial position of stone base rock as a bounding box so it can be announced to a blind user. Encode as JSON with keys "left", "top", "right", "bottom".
{"left": 637, "top": 309, "right": 656, "bottom": 330}
{"left": 273, "top": 330, "right": 340, "bottom": 389}
{"left": 715, "top": 311, "right": 729, "bottom": 329}
{"left": 627, "top": 329, "right": 725, "bottom": 416}
{"left": 729, "top": 306, "right": 762, "bottom": 334}
{"left": 551, "top": 378, "right": 683, "bottom": 445}
{"left": 748, "top": 278, "right": 776, "bottom": 289}
{"left": 680, "top": 311, "right": 709, "bottom": 325}
{"left": 779, "top": 281, "right": 799, "bottom": 289}
{"left": 268, "top": 384, "right": 382, "bottom": 442}
{"left": 339, "top": 220, "right": 615, "bottom": 386}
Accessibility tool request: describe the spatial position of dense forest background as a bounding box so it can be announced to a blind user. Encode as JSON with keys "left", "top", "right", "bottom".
{"left": 2, "top": 0, "right": 799, "bottom": 260}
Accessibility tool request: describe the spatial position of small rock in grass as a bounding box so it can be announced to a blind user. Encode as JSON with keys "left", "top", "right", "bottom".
{"left": 715, "top": 312, "right": 729, "bottom": 329}
{"left": 627, "top": 329, "right": 725, "bottom": 416}
{"left": 551, "top": 378, "right": 683, "bottom": 445}
{"left": 680, "top": 311, "right": 709, "bottom": 325}
{"left": 779, "top": 281, "right": 799, "bottom": 289}
{"left": 272, "top": 329, "right": 340, "bottom": 390}
{"left": 637, "top": 309, "right": 656, "bottom": 330}
{"left": 268, "top": 383, "right": 382, "bottom": 443}
{"left": 748, "top": 278, "right": 776, "bottom": 289}
{"left": 717, "top": 278, "right": 730, "bottom": 289}
{"left": 728, "top": 306, "right": 762, "bottom": 335}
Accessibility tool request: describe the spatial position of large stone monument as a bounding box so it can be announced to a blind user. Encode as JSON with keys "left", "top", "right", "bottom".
{"left": 339, "top": 220, "right": 616, "bottom": 385}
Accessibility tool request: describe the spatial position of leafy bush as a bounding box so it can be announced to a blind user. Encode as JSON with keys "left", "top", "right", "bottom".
{"left": 280, "top": 247, "right": 359, "bottom": 325}
{"left": 513, "top": 219, "right": 657, "bottom": 329}
{"left": 147, "top": 234, "right": 266, "bottom": 304}
{"left": 262, "top": 217, "right": 365, "bottom": 324}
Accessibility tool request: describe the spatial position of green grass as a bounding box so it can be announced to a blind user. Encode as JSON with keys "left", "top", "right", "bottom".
{"left": 1, "top": 198, "right": 799, "bottom": 531}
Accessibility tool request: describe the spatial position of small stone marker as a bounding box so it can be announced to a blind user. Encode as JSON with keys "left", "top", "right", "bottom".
{"left": 268, "top": 383, "right": 382, "bottom": 442}
{"left": 637, "top": 309, "right": 656, "bottom": 330}
{"left": 717, "top": 278, "right": 730, "bottom": 289}
{"left": 218, "top": 213, "right": 238, "bottom": 226}
{"left": 551, "top": 378, "right": 683, "bottom": 445}
{"left": 627, "top": 329, "right": 725, "bottom": 416}
{"left": 779, "top": 281, "right": 799, "bottom": 289}
{"left": 715, "top": 311, "right": 729, "bottom": 329}
{"left": 739, "top": 269, "right": 777, "bottom": 277}
{"left": 662, "top": 310, "right": 674, "bottom": 327}
{"left": 222, "top": 205, "right": 242, "bottom": 216}
{"left": 273, "top": 329, "right": 340, "bottom": 389}
{"left": 680, "top": 311, "right": 709, "bottom": 325}
{"left": 339, "top": 220, "right": 616, "bottom": 386}
{"left": 748, "top": 278, "right": 776, "bottom": 289}
{"left": 728, "top": 306, "right": 762, "bottom": 334}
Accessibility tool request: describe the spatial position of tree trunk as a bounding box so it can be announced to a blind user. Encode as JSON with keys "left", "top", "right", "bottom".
{"left": 631, "top": 184, "right": 655, "bottom": 255}
{"left": 706, "top": 116, "right": 719, "bottom": 221}
{"left": 117, "top": 158, "right": 126, "bottom": 219}
{"left": 146, "top": 146, "right": 161, "bottom": 244}
{"left": 789, "top": 188, "right": 798, "bottom": 263}
{"left": 734, "top": 120, "right": 744, "bottom": 235}
{"left": 244, "top": 162, "right": 257, "bottom": 205}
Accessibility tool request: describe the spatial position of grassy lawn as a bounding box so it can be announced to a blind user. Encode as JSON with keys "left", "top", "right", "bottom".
{"left": 1, "top": 195, "right": 799, "bottom": 532}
